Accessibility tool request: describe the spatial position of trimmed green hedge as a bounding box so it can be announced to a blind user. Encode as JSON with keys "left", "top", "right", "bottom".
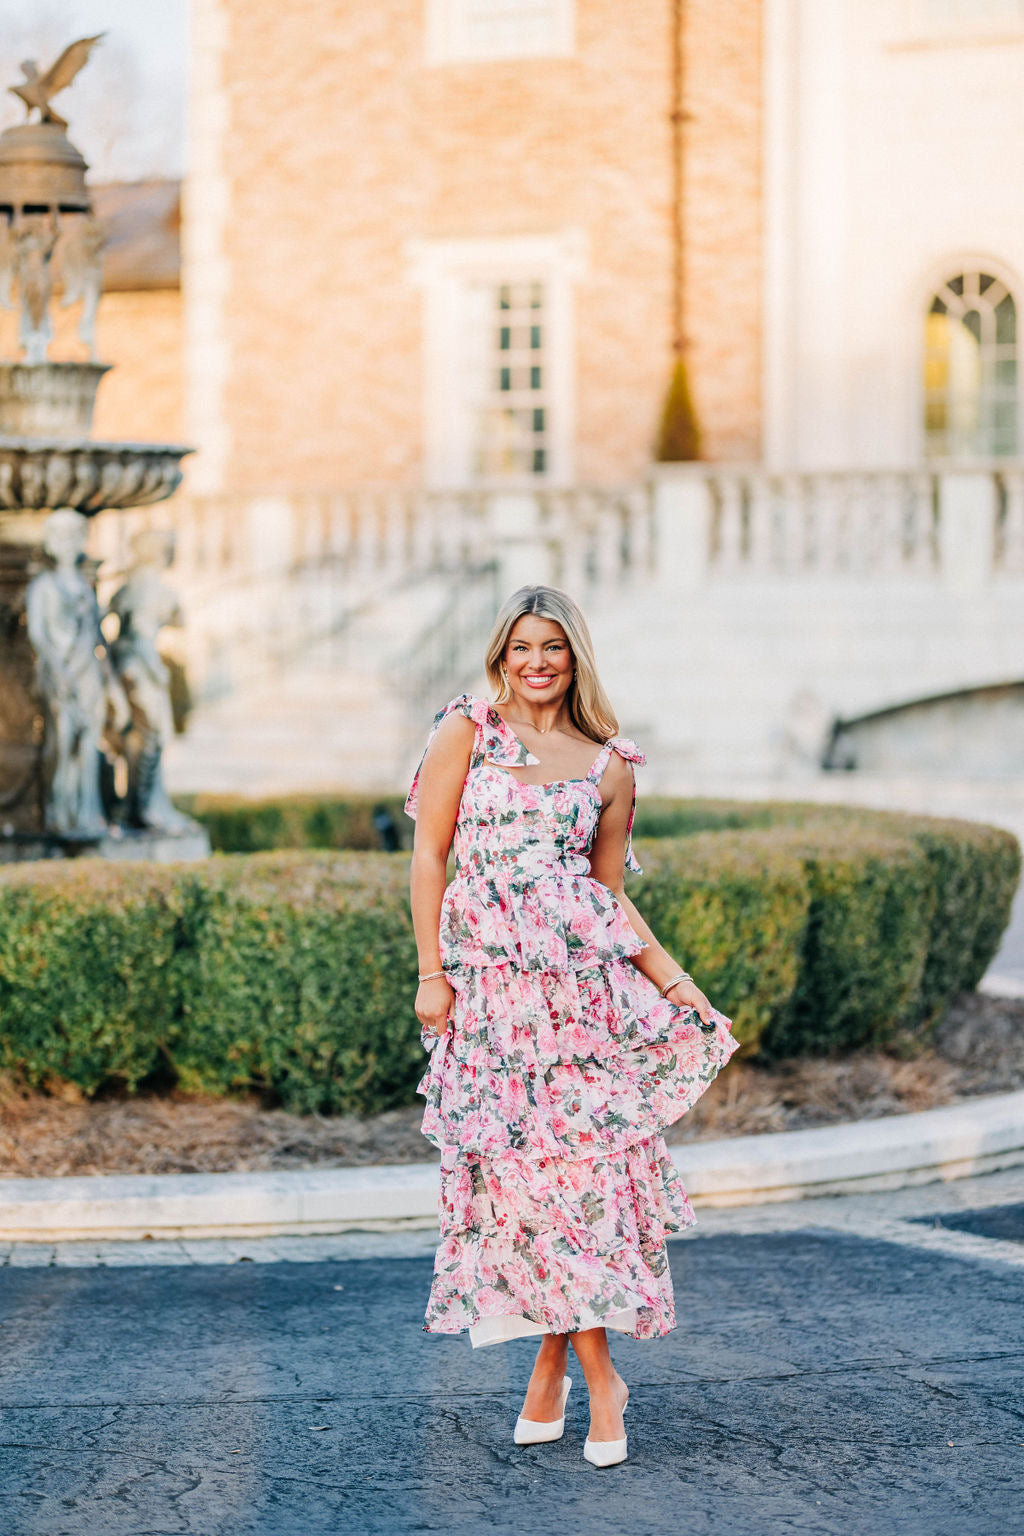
{"left": 0, "top": 852, "right": 421, "bottom": 1113}
{"left": 175, "top": 793, "right": 410, "bottom": 852}
{"left": 179, "top": 790, "right": 769, "bottom": 854}
{"left": 0, "top": 802, "right": 1017, "bottom": 1111}
{"left": 0, "top": 861, "right": 185, "bottom": 1095}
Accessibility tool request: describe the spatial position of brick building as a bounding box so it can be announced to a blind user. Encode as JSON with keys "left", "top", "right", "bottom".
{"left": 48, "top": 2, "right": 1024, "bottom": 500}
{"left": 183, "top": 0, "right": 762, "bottom": 494}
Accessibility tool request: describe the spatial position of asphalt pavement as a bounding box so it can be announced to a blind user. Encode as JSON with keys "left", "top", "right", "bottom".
{"left": 0, "top": 1171, "right": 1022, "bottom": 1536}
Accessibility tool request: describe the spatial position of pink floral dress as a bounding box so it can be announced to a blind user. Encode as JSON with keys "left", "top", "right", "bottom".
{"left": 405, "top": 692, "right": 739, "bottom": 1347}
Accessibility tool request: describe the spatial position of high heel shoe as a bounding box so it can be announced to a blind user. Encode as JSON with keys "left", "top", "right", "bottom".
{"left": 513, "top": 1374, "right": 572, "bottom": 1445}
{"left": 583, "top": 1392, "right": 628, "bottom": 1467}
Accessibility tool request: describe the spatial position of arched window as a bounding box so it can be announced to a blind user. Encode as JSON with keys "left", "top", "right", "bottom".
{"left": 923, "top": 270, "right": 1018, "bottom": 457}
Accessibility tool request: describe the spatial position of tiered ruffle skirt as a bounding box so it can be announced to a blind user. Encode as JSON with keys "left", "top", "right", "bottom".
{"left": 419, "top": 871, "right": 740, "bottom": 1342}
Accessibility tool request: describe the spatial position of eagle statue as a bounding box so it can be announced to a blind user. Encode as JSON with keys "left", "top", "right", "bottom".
{"left": 9, "top": 35, "right": 105, "bottom": 131}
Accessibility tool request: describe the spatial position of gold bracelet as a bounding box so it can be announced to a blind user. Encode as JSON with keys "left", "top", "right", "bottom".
{"left": 659, "top": 971, "right": 692, "bottom": 998}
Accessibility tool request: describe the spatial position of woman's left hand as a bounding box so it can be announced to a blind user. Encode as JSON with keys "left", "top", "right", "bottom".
{"left": 664, "top": 977, "right": 714, "bottom": 1025}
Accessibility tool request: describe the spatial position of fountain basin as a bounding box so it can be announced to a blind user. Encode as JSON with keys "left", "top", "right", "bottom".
{"left": 0, "top": 438, "right": 192, "bottom": 515}
{"left": 0, "top": 362, "right": 111, "bottom": 439}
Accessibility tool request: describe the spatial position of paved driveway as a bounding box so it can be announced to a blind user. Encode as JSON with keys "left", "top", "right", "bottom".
{"left": 1, "top": 1171, "right": 1022, "bottom": 1536}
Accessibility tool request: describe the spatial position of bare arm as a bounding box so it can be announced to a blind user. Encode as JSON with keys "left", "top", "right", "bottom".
{"left": 408, "top": 711, "right": 475, "bottom": 1036}
{"left": 587, "top": 756, "right": 714, "bottom": 1024}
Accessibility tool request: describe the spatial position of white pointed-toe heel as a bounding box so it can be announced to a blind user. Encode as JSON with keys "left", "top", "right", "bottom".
{"left": 513, "top": 1374, "right": 572, "bottom": 1445}
{"left": 583, "top": 1392, "right": 629, "bottom": 1467}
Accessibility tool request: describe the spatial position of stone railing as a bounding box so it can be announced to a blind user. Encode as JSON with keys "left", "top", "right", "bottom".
{"left": 90, "top": 464, "right": 1024, "bottom": 705}
{"left": 650, "top": 462, "right": 1024, "bottom": 591}
{"left": 996, "top": 466, "right": 1024, "bottom": 576}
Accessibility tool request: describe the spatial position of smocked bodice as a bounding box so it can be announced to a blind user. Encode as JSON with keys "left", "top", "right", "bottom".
{"left": 452, "top": 760, "right": 619, "bottom": 882}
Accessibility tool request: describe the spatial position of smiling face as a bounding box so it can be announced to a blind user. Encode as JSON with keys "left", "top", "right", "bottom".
{"left": 503, "top": 613, "right": 574, "bottom": 708}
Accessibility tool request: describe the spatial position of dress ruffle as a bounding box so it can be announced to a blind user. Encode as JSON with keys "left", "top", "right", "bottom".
{"left": 439, "top": 871, "right": 645, "bottom": 973}
{"left": 425, "top": 1136, "right": 691, "bottom": 1339}
{"left": 419, "top": 964, "right": 738, "bottom": 1161}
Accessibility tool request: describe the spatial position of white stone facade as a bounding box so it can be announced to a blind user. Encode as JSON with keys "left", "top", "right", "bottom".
{"left": 763, "top": 0, "right": 1024, "bottom": 468}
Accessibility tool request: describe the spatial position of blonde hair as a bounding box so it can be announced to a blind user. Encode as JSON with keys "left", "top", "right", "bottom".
{"left": 484, "top": 585, "right": 619, "bottom": 743}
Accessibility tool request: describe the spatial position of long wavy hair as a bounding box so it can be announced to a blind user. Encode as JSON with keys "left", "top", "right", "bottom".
{"left": 483, "top": 586, "right": 619, "bottom": 743}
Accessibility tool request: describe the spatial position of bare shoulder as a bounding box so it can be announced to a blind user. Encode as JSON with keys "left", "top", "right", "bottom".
{"left": 426, "top": 708, "right": 475, "bottom": 760}
{"left": 601, "top": 750, "right": 635, "bottom": 799}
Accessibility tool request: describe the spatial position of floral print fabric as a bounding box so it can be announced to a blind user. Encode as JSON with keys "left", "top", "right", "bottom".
{"left": 405, "top": 692, "right": 738, "bottom": 1341}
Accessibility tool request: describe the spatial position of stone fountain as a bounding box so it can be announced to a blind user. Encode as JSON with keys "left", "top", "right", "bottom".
{"left": 0, "top": 37, "right": 207, "bottom": 860}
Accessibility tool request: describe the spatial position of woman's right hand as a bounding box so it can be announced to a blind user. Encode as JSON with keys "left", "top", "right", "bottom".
{"left": 415, "top": 975, "right": 456, "bottom": 1037}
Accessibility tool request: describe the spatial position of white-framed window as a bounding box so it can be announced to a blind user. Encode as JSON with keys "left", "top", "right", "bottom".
{"left": 409, "top": 233, "right": 584, "bottom": 488}
{"left": 923, "top": 270, "right": 1018, "bottom": 458}
{"left": 424, "top": 0, "right": 575, "bottom": 64}
{"left": 467, "top": 279, "right": 550, "bottom": 477}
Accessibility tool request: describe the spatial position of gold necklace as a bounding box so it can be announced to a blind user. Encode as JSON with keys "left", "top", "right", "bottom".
{"left": 506, "top": 715, "right": 560, "bottom": 736}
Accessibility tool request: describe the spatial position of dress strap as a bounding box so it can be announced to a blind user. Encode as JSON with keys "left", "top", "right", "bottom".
{"left": 587, "top": 735, "right": 647, "bottom": 873}
{"left": 404, "top": 693, "right": 539, "bottom": 820}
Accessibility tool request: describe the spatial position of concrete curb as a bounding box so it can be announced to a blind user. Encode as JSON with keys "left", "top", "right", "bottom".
{"left": 980, "top": 972, "right": 1024, "bottom": 1000}
{"left": 2, "top": 1090, "right": 1023, "bottom": 1242}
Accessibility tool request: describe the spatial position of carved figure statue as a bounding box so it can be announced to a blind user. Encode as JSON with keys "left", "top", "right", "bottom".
{"left": 9, "top": 35, "right": 104, "bottom": 129}
{"left": 57, "top": 212, "right": 104, "bottom": 359}
{"left": 25, "top": 509, "right": 122, "bottom": 839}
{"left": 107, "top": 528, "right": 191, "bottom": 832}
{"left": 13, "top": 212, "right": 59, "bottom": 364}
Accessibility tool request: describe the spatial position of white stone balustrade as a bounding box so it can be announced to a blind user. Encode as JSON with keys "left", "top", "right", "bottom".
{"left": 90, "top": 465, "right": 1024, "bottom": 736}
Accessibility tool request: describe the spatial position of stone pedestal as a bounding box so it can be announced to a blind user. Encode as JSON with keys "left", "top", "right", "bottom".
{"left": 0, "top": 823, "right": 211, "bottom": 865}
{"left": 0, "top": 361, "right": 110, "bottom": 438}
{"left": 0, "top": 514, "right": 49, "bottom": 836}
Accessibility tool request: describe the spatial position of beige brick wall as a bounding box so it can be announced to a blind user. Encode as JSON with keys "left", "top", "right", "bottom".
{"left": 90, "top": 291, "right": 185, "bottom": 446}
{"left": 683, "top": 0, "right": 763, "bottom": 462}
{"left": 198, "top": 0, "right": 762, "bottom": 491}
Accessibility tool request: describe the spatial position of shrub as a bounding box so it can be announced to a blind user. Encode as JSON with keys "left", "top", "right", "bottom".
{"left": 0, "top": 861, "right": 185, "bottom": 1094}
{"left": 627, "top": 832, "right": 810, "bottom": 1052}
{"left": 894, "top": 815, "right": 1022, "bottom": 1022}
{"left": 0, "top": 801, "right": 1016, "bottom": 1111}
{"left": 756, "top": 824, "right": 935, "bottom": 1057}
{"left": 631, "top": 797, "right": 776, "bottom": 841}
{"left": 655, "top": 356, "right": 702, "bottom": 461}
{"left": 171, "top": 853, "right": 420, "bottom": 1113}
{"left": 175, "top": 793, "right": 410, "bottom": 853}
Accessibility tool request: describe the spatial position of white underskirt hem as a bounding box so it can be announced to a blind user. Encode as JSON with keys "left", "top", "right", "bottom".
{"left": 469, "top": 1306, "right": 640, "bottom": 1349}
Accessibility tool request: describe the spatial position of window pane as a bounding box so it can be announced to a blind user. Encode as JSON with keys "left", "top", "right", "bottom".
{"left": 471, "top": 277, "right": 551, "bottom": 480}
{"left": 996, "top": 295, "right": 1017, "bottom": 344}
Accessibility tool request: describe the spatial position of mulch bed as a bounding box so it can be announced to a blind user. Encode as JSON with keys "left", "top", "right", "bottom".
{"left": 1, "top": 991, "right": 1021, "bottom": 1179}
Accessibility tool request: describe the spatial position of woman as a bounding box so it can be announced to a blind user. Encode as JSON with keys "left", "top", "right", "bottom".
{"left": 405, "top": 585, "right": 738, "bottom": 1468}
